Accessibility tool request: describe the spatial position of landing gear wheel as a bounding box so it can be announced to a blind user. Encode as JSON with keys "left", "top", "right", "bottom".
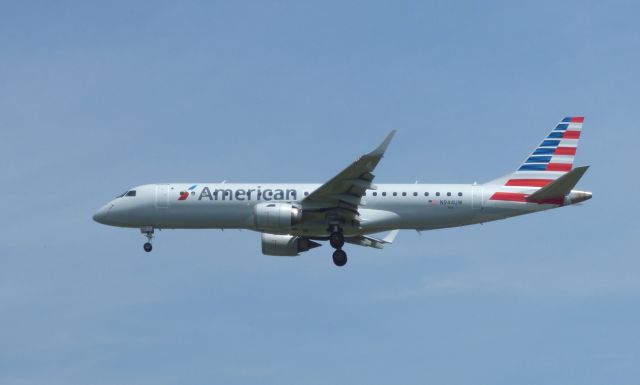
{"left": 141, "top": 226, "right": 154, "bottom": 252}
{"left": 329, "top": 232, "right": 345, "bottom": 249}
{"left": 332, "top": 249, "right": 347, "bottom": 267}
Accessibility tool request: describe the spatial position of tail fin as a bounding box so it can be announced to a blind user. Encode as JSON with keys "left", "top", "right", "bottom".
{"left": 488, "top": 116, "right": 584, "bottom": 186}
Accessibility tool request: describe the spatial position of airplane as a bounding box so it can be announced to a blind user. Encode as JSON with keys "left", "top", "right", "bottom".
{"left": 93, "top": 116, "right": 592, "bottom": 267}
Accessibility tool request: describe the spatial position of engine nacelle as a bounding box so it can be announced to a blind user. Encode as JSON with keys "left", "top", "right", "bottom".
{"left": 254, "top": 202, "right": 303, "bottom": 230}
{"left": 261, "top": 233, "right": 321, "bottom": 256}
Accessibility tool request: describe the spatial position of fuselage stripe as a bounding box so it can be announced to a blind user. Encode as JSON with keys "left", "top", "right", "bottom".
{"left": 489, "top": 192, "right": 528, "bottom": 202}
{"left": 505, "top": 179, "right": 553, "bottom": 187}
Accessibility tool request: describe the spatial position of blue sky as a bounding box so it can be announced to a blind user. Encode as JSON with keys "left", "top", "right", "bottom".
{"left": 1, "top": 1, "right": 639, "bottom": 384}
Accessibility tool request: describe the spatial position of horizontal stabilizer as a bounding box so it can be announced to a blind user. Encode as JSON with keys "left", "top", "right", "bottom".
{"left": 527, "top": 166, "right": 589, "bottom": 202}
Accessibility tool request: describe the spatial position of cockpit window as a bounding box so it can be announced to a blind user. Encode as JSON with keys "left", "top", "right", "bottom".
{"left": 116, "top": 190, "right": 136, "bottom": 198}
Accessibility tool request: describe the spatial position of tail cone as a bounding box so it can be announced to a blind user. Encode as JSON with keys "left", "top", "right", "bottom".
{"left": 569, "top": 190, "right": 592, "bottom": 204}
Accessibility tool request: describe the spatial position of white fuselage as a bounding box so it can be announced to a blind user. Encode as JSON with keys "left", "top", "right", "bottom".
{"left": 93, "top": 182, "right": 585, "bottom": 237}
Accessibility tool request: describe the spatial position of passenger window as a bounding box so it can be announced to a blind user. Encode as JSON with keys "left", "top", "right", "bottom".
{"left": 373, "top": 192, "right": 378, "bottom": 196}
{"left": 458, "top": 192, "right": 463, "bottom": 196}
{"left": 413, "top": 192, "right": 418, "bottom": 196}
{"left": 126, "top": 190, "right": 136, "bottom": 197}
{"left": 304, "top": 191, "right": 309, "bottom": 196}
{"left": 424, "top": 192, "right": 429, "bottom": 196}
{"left": 402, "top": 192, "right": 407, "bottom": 196}
{"left": 436, "top": 192, "right": 440, "bottom": 196}
{"left": 393, "top": 192, "right": 397, "bottom": 196}
{"left": 382, "top": 192, "right": 387, "bottom": 196}
{"left": 447, "top": 192, "right": 451, "bottom": 196}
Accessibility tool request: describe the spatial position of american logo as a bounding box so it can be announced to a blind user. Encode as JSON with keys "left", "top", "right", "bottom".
{"left": 178, "top": 185, "right": 198, "bottom": 200}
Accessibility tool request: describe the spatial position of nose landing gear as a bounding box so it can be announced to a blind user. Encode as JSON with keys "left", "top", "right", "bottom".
{"left": 329, "top": 226, "right": 347, "bottom": 267}
{"left": 141, "top": 226, "right": 154, "bottom": 252}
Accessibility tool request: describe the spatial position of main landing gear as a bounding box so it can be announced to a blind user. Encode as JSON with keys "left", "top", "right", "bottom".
{"left": 329, "top": 226, "right": 347, "bottom": 267}
{"left": 332, "top": 249, "right": 347, "bottom": 267}
{"left": 141, "top": 226, "right": 154, "bottom": 252}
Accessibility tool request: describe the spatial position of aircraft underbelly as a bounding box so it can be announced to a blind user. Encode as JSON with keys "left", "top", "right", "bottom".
{"left": 145, "top": 193, "right": 553, "bottom": 233}
{"left": 151, "top": 202, "right": 254, "bottom": 228}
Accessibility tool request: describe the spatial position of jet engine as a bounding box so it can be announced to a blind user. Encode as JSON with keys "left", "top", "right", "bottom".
{"left": 261, "top": 233, "right": 321, "bottom": 256}
{"left": 254, "top": 202, "right": 303, "bottom": 230}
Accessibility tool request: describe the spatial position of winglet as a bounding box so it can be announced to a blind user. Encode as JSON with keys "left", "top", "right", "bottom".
{"left": 369, "top": 130, "right": 397, "bottom": 156}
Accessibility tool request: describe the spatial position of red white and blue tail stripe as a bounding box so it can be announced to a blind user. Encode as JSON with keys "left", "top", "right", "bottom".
{"left": 516, "top": 116, "right": 583, "bottom": 176}
{"left": 487, "top": 116, "right": 585, "bottom": 203}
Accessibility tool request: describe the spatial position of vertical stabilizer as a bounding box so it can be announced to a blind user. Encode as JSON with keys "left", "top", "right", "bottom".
{"left": 488, "top": 116, "right": 584, "bottom": 187}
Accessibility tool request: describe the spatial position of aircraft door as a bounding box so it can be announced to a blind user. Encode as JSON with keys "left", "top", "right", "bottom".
{"left": 471, "top": 184, "right": 483, "bottom": 209}
{"left": 156, "top": 184, "right": 170, "bottom": 208}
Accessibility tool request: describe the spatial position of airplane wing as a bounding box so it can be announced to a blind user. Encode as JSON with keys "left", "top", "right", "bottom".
{"left": 301, "top": 130, "right": 396, "bottom": 223}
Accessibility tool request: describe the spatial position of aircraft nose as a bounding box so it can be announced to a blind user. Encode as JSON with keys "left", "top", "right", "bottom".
{"left": 93, "top": 204, "right": 112, "bottom": 224}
